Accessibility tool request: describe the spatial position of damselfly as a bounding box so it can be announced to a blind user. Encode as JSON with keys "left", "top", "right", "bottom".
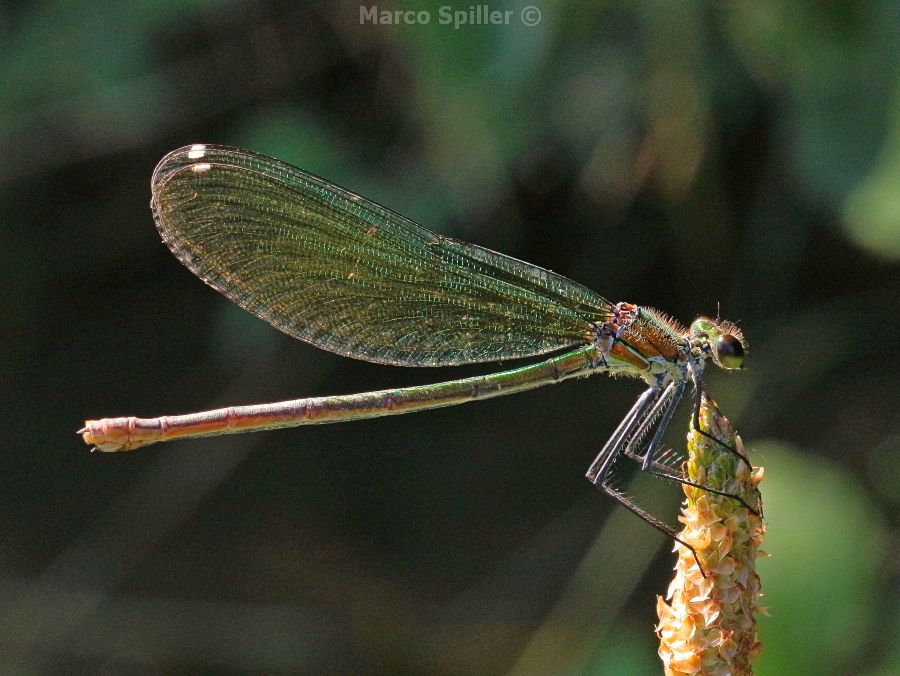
{"left": 81, "top": 145, "right": 757, "bottom": 561}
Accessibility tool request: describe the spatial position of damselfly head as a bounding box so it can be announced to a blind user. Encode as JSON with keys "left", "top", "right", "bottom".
{"left": 690, "top": 317, "right": 746, "bottom": 370}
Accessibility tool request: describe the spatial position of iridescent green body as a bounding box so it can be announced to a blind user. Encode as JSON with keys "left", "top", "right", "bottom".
{"left": 83, "top": 145, "right": 744, "bottom": 452}
{"left": 84, "top": 345, "right": 599, "bottom": 450}
{"left": 80, "top": 145, "right": 750, "bottom": 566}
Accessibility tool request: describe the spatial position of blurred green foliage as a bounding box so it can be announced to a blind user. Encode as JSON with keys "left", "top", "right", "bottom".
{"left": 755, "top": 443, "right": 888, "bottom": 674}
{"left": 0, "top": 0, "right": 897, "bottom": 673}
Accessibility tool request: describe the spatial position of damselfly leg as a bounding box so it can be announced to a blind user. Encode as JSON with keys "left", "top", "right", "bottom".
{"left": 585, "top": 383, "right": 761, "bottom": 575}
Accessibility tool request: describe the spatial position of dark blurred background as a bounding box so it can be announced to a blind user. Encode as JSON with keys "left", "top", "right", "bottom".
{"left": 1, "top": 1, "right": 898, "bottom": 674}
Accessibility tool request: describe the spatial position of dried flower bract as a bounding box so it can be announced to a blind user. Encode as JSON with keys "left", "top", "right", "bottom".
{"left": 656, "top": 394, "right": 765, "bottom": 675}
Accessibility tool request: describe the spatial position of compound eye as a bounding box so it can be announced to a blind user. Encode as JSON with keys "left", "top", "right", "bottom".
{"left": 716, "top": 334, "right": 745, "bottom": 369}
